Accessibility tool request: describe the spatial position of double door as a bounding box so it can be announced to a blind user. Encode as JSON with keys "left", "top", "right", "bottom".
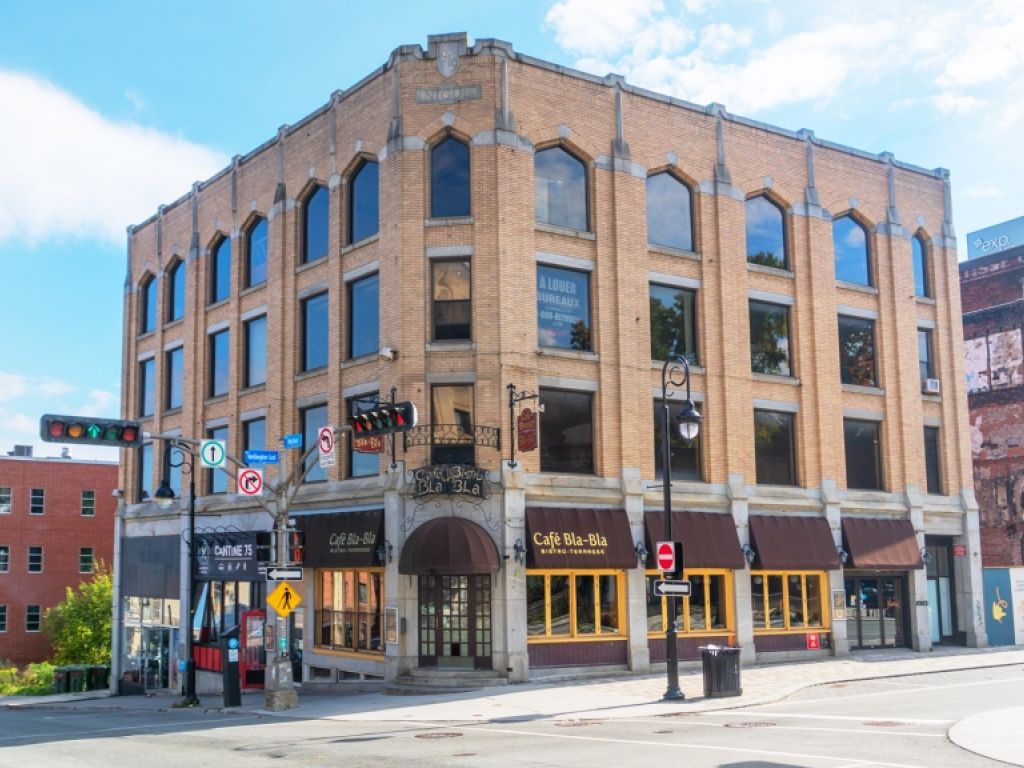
{"left": 418, "top": 575, "right": 492, "bottom": 669}
{"left": 844, "top": 574, "right": 907, "bottom": 649}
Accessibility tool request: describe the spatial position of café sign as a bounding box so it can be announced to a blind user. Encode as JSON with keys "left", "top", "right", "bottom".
{"left": 195, "top": 532, "right": 258, "bottom": 581}
{"left": 413, "top": 464, "right": 487, "bottom": 500}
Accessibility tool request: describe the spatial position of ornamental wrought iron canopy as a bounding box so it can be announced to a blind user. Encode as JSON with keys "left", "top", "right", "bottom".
{"left": 402, "top": 423, "right": 501, "bottom": 451}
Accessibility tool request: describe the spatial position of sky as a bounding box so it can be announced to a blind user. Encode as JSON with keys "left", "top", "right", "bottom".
{"left": 1, "top": 0, "right": 1022, "bottom": 461}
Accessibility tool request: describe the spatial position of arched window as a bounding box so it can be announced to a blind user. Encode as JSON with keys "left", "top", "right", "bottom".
{"left": 303, "top": 186, "right": 328, "bottom": 264}
{"left": 210, "top": 236, "right": 231, "bottom": 304}
{"left": 139, "top": 276, "right": 156, "bottom": 334}
{"left": 833, "top": 215, "right": 871, "bottom": 286}
{"left": 349, "top": 160, "right": 379, "bottom": 244}
{"left": 745, "top": 195, "right": 787, "bottom": 269}
{"left": 431, "top": 137, "right": 470, "bottom": 218}
{"left": 535, "top": 146, "right": 587, "bottom": 231}
{"left": 912, "top": 234, "right": 930, "bottom": 298}
{"left": 646, "top": 173, "right": 693, "bottom": 252}
{"left": 167, "top": 261, "right": 185, "bottom": 323}
{"left": 246, "top": 216, "right": 268, "bottom": 286}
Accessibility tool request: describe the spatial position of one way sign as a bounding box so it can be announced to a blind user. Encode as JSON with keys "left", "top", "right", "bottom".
{"left": 237, "top": 467, "right": 264, "bottom": 496}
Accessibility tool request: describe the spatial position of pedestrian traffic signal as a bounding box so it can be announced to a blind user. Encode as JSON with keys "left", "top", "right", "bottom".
{"left": 40, "top": 414, "right": 142, "bottom": 448}
{"left": 256, "top": 531, "right": 274, "bottom": 562}
{"left": 348, "top": 401, "right": 418, "bottom": 437}
{"left": 287, "top": 530, "right": 304, "bottom": 564}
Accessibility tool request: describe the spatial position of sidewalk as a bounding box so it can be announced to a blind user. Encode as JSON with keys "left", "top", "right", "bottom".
{"left": 4, "top": 645, "right": 1023, "bottom": 764}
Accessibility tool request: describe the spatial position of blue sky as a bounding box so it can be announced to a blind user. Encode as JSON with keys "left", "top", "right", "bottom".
{"left": 2, "top": 0, "right": 1022, "bottom": 460}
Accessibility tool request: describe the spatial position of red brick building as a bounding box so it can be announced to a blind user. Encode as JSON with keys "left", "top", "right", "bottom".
{"left": 0, "top": 449, "right": 118, "bottom": 666}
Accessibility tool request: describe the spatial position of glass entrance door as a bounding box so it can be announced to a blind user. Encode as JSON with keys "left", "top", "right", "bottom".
{"left": 142, "top": 627, "right": 171, "bottom": 690}
{"left": 844, "top": 574, "right": 906, "bottom": 649}
{"left": 418, "top": 575, "right": 492, "bottom": 670}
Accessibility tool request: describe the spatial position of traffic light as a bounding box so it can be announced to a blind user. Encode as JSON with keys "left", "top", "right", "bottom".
{"left": 348, "top": 401, "right": 418, "bottom": 437}
{"left": 256, "top": 530, "right": 304, "bottom": 564}
{"left": 256, "top": 531, "right": 274, "bottom": 563}
{"left": 287, "top": 530, "right": 304, "bottom": 564}
{"left": 40, "top": 414, "right": 142, "bottom": 448}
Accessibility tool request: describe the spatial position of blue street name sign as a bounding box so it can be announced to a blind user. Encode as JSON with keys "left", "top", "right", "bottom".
{"left": 244, "top": 449, "right": 280, "bottom": 465}
{"left": 283, "top": 433, "right": 303, "bottom": 449}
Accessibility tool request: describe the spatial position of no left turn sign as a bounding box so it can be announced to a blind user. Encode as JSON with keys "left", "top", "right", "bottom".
{"left": 237, "top": 467, "right": 264, "bottom": 496}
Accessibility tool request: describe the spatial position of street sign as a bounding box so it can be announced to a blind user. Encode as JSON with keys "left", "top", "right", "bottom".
{"left": 244, "top": 449, "right": 279, "bottom": 465}
{"left": 318, "top": 425, "right": 336, "bottom": 467}
{"left": 267, "top": 567, "right": 303, "bottom": 581}
{"left": 268, "top": 581, "right": 302, "bottom": 618}
{"left": 283, "top": 433, "right": 303, "bottom": 449}
{"left": 237, "top": 467, "right": 264, "bottom": 496}
{"left": 806, "top": 633, "right": 821, "bottom": 650}
{"left": 656, "top": 541, "right": 676, "bottom": 573}
{"left": 199, "top": 439, "right": 227, "bottom": 468}
{"left": 652, "top": 579, "right": 691, "bottom": 597}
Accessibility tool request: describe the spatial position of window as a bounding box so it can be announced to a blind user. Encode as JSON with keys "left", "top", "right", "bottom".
{"left": 746, "top": 195, "right": 787, "bottom": 269}
{"left": 28, "top": 546, "right": 42, "bottom": 573}
{"left": 193, "top": 580, "right": 261, "bottom": 645}
{"left": 844, "top": 418, "right": 883, "bottom": 490}
{"left": 430, "top": 136, "right": 470, "bottom": 218}
{"left": 431, "top": 384, "right": 475, "bottom": 465}
{"left": 432, "top": 261, "right": 471, "bottom": 341}
{"left": 167, "top": 260, "right": 185, "bottom": 322}
{"left": 924, "top": 426, "right": 942, "bottom": 495}
{"left": 29, "top": 488, "right": 44, "bottom": 516}
{"left": 302, "top": 292, "right": 329, "bottom": 371}
{"left": 749, "top": 300, "right": 791, "bottom": 376}
{"left": 165, "top": 346, "right": 184, "bottom": 410}
{"left": 649, "top": 283, "right": 697, "bottom": 363}
{"left": 535, "top": 146, "right": 587, "bottom": 231}
{"left": 81, "top": 490, "right": 95, "bottom": 517}
{"left": 750, "top": 571, "right": 826, "bottom": 631}
{"left": 526, "top": 571, "right": 623, "bottom": 638}
{"left": 80, "top": 547, "right": 94, "bottom": 574}
{"left": 912, "top": 234, "right": 930, "bottom": 298}
{"left": 207, "top": 427, "right": 228, "bottom": 494}
{"left": 646, "top": 173, "right": 693, "bottom": 251}
{"left": 539, "top": 388, "right": 594, "bottom": 474}
{"left": 140, "top": 275, "right": 157, "bottom": 334}
{"left": 653, "top": 400, "right": 702, "bottom": 481}
{"left": 646, "top": 569, "right": 730, "bottom": 634}
{"left": 537, "top": 265, "right": 591, "bottom": 351}
{"left": 245, "top": 315, "right": 267, "bottom": 388}
{"left": 349, "top": 161, "right": 379, "bottom": 244}
{"left": 833, "top": 215, "right": 871, "bottom": 286}
{"left": 246, "top": 216, "right": 268, "bottom": 286}
{"left": 138, "top": 443, "right": 153, "bottom": 502}
{"left": 0, "top": 487, "right": 9, "bottom": 514}
{"left": 303, "top": 186, "right": 329, "bottom": 264}
{"left": 838, "top": 315, "right": 876, "bottom": 386}
{"left": 918, "top": 329, "right": 934, "bottom": 381}
{"left": 0, "top": 605, "right": 6, "bottom": 632}
{"left": 348, "top": 395, "right": 380, "bottom": 478}
{"left": 26, "top": 605, "right": 41, "bottom": 633}
{"left": 139, "top": 358, "right": 155, "bottom": 417}
{"left": 243, "top": 417, "right": 266, "bottom": 454}
{"left": 209, "top": 330, "right": 230, "bottom": 397}
{"left": 316, "top": 569, "right": 385, "bottom": 653}
{"left": 754, "top": 410, "right": 797, "bottom": 486}
{"left": 348, "top": 274, "right": 380, "bottom": 358}
{"left": 210, "top": 237, "right": 232, "bottom": 304}
{"left": 302, "top": 404, "right": 329, "bottom": 483}
{"left": 0, "top": 546, "right": 8, "bottom": 572}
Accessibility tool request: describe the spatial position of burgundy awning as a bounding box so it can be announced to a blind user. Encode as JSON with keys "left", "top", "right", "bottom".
{"left": 398, "top": 516, "right": 500, "bottom": 575}
{"left": 749, "top": 515, "right": 841, "bottom": 570}
{"left": 842, "top": 517, "right": 924, "bottom": 569}
{"left": 525, "top": 507, "right": 635, "bottom": 569}
{"left": 644, "top": 511, "right": 745, "bottom": 569}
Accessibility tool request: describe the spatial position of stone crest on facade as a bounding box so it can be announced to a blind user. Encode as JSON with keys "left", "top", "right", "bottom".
{"left": 437, "top": 41, "right": 460, "bottom": 78}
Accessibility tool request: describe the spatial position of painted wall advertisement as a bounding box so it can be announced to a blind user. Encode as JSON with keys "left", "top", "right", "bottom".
{"left": 982, "top": 567, "right": 1024, "bottom": 645}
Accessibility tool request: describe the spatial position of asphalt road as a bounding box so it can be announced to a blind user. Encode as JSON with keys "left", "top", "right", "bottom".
{"left": 1, "top": 667, "right": 1020, "bottom": 767}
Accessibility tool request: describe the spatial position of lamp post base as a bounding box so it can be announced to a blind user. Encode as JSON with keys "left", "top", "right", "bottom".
{"left": 264, "top": 687, "right": 299, "bottom": 711}
{"left": 662, "top": 687, "right": 686, "bottom": 701}
{"left": 264, "top": 658, "right": 298, "bottom": 711}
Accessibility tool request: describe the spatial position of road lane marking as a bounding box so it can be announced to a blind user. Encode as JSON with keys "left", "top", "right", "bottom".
{"left": 698, "top": 712, "right": 953, "bottom": 725}
{"left": 607, "top": 718, "right": 942, "bottom": 737}
{"left": 773, "top": 676, "right": 1021, "bottom": 706}
{"left": 0, "top": 715, "right": 261, "bottom": 744}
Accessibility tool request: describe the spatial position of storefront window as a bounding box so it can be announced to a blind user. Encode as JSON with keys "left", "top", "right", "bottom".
{"left": 315, "top": 568, "right": 384, "bottom": 653}
{"left": 646, "top": 570, "right": 731, "bottom": 635}
{"left": 600, "top": 575, "right": 619, "bottom": 633}
{"left": 527, "top": 576, "right": 546, "bottom": 636}
{"left": 527, "top": 571, "right": 623, "bottom": 639}
{"left": 750, "top": 571, "right": 827, "bottom": 632}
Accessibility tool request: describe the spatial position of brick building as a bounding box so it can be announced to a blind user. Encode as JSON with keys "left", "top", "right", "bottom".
{"left": 116, "top": 34, "right": 984, "bottom": 694}
{"left": 0, "top": 448, "right": 117, "bottom": 666}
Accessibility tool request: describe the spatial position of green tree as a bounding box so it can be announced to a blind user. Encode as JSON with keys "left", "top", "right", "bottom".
{"left": 44, "top": 562, "right": 112, "bottom": 665}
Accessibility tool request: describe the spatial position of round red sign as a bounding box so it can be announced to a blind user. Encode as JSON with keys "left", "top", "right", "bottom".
{"left": 656, "top": 541, "right": 675, "bottom": 572}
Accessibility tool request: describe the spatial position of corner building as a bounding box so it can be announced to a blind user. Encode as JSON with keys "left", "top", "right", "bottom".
{"left": 118, "top": 34, "right": 984, "bottom": 693}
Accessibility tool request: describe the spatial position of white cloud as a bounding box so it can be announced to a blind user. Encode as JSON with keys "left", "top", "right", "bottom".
{"left": 78, "top": 389, "right": 119, "bottom": 417}
{"left": 966, "top": 186, "right": 1001, "bottom": 198}
{"left": 0, "top": 70, "right": 227, "bottom": 247}
{"left": 545, "top": 0, "right": 671, "bottom": 59}
{"left": 124, "top": 87, "right": 147, "bottom": 113}
{"left": 0, "top": 372, "right": 30, "bottom": 401}
{"left": 933, "top": 92, "right": 986, "bottom": 115}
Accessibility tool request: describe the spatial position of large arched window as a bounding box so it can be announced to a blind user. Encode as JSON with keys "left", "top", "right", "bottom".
{"left": 912, "top": 233, "right": 930, "bottom": 298}
{"left": 535, "top": 146, "right": 587, "bottom": 231}
{"left": 349, "top": 160, "right": 379, "bottom": 244}
{"left": 431, "top": 136, "right": 470, "bottom": 218}
{"left": 166, "top": 260, "right": 185, "bottom": 323}
{"left": 246, "top": 216, "right": 268, "bottom": 287}
{"left": 210, "top": 236, "right": 231, "bottom": 304}
{"left": 646, "top": 173, "right": 693, "bottom": 252}
{"left": 745, "top": 195, "right": 787, "bottom": 269}
{"left": 303, "top": 187, "right": 328, "bottom": 264}
{"left": 139, "top": 275, "right": 156, "bottom": 334}
{"left": 833, "top": 215, "right": 871, "bottom": 286}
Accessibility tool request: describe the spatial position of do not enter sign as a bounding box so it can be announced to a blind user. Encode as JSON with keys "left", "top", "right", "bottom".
{"left": 656, "top": 541, "right": 676, "bottom": 573}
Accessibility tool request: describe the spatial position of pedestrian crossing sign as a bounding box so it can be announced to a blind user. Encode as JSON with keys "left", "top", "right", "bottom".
{"left": 268, "top": 581, "right": 302, "bottom": 617}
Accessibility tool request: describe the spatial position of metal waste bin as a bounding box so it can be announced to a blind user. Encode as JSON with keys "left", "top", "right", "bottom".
{"left": 66, "top": 665, "right": 87, "bottom": 693}
{"left": 700, "top": 646, "right": 742, "bottom": 698}
{"left": 87, "top": 665, "right": 110, "bottom": 691}
{"left": 54, "top": 666, "right": 69, "bottom": 693}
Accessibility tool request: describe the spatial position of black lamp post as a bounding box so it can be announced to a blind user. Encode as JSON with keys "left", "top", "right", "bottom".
{"left": 154, "top": 442, "right": 198, "bottom": 707}
{"left": 660, "top": 354, "right": 701, "bottom": 701}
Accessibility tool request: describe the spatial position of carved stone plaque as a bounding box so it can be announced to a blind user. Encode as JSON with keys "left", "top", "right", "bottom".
{"left": 437, "top": 41, "right": 460, "bottom": 78}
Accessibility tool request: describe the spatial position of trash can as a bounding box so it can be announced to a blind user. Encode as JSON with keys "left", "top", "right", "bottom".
{"left": 53, "top": 666, "right": 69, "bottom": 693}
{"left": 66, "top": 665, "right": 87, "bottom": 693}
{"left": 87, "top": 665, "right": 110, "bottom": 691}
{"left": 700, "top": 645, "right": 742, "bottom": 698}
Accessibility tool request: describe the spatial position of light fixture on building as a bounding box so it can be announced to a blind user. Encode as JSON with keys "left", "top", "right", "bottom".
{"left": 634, "top": 541, "right": 649, "bottom": 568}
{"left": 376, "top": 539, "right": 393, "bottom": 564}
{"left": 513, "top": 538, "right": 527, "bottom": 565}
{"left": 378, "top": 347, "right": 398, "bottom": 361}
{"left": 741, "top": 544, "right": 757, "bottom": 565}
{"left": 836, "top": 546, "right": 849, "bottom": 565}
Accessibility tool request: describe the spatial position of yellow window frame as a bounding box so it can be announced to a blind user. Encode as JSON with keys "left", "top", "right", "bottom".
{"left": 750, "top": 570, "right": 829, "bottom": 633}
{"left": 645, "top": 568, "right": 735, "bottom": 636}
{"left": 526, "top": 569, "right": 626, "bottom": 642}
